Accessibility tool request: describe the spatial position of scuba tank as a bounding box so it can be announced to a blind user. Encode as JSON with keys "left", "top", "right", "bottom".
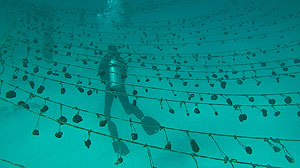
{"left": 109, "top": 58, "right": 122, "bottom": 89}
{"left": 42, "top": 26, "right": 54, "bottom": 61}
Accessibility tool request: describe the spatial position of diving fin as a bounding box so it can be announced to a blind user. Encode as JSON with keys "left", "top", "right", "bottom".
{"left": 141, "top": 116, "right": 160, "bottom": 135}
{"left": 112, "top": 140, "right": 130, "bottom": 156}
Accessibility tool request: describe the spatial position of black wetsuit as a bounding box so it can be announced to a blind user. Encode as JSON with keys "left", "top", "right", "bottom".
{"left": 98, "top": 54, "right": 144, "bottom": 138}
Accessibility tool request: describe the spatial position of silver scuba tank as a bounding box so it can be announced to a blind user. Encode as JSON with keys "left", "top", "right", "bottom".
{"left": 109, "top": 58, "right": 122, "bottom": 89}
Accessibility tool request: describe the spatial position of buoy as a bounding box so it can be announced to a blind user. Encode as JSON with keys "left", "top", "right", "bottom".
{"left": 85, "top": 139, "right": 91, "bottom": 149}
{"left": 58, "top": 116, "right": 67, "bottom": 123}
{"left": 245, "top": 146, "right": 252, "bottom": 154}
{"left": 114, "top": 157, "right": 123, "bottom": 165}
{"left": 22, "top": 75, "right": 28, "bottom": 81}
{"left": 32, "top": 129, "right": 39, "bottom": 136}
{"left": 73, "top": 114, "right": 83, "bottom": 123}
{"left": 18, "top": 101, "right": 26, "bottom": 106}
{"left": 239, "top": 114, "right": 247, "bottom": 122}
{"left": 37, "top": 85, "right": 45, "bottom": 94}
{"left": 55, "top": 131, "right": 63, "bottom": 138}
{"left": 190, "top": 139, "right": 200, "bottom": 153}
{"left": 220, "top": 81, "right": 227, "bottom": 89}
{"left": 29, "top": 81, "right": 35, "bottom": 89}
{"left": 33, "top": 66, "right": 39, "bottom": 73}
{"left": 77, "top": 87, "right": 84, "bottom": 93}
{"left": 248, "top": 97, "right": 255, "bottom": 102}
{"left": 61, "top": 88, "right": 66, "bottom": 94}
{"left": 64, "top": 73, "right": 72, "bottom": 79}
{"left": 236, "top": 79, "right": 243, "bottom": 85}
{"left": 226, "top": 98, "right": 233, "bottom": 105}
{"left": 211, "top": 94, "right": 218, "bottom": 100}
{"left": 169, "top": 108, "right": 175, "bottom": 114}
{"left": 268, "top": 99, "right": 276, "bottom": 105}
{"left": 99, "top": 119, "right": 107, "bottom": 127}
{"left": 131, "top": 133, "right": 138, "bottom": 140}
{"left": 132, "top": 89, "right": 138, "bottom": 96}
{"left": 6, "top": 90, "right": 16, "bottom": 99}
{"left": 165, "top": 141, "right": 171, "bottom": 150}
{"left": 284, "top": 96, "right": 292, "bottom": 104}
{"left": 194, "top": 107, "right": 200, "bottom": 114}
{"left": 285, "top": 155, "right": 295, "bottom": 163}
{"left": 261, "top": 109, "right": 268, "bottom": 117}
{"left": 273, "top": 145, "right": 281, "bottom": 152}
{"left": 87, "top": 90, "right": 93, "bottom": 95}
{"left": 40, "top": 105, "right": 49, "bottom": 113}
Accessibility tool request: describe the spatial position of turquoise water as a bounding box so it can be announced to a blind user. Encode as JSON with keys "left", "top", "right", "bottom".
{"left": 0, "top": 0, "right": 300, "bottom": 168}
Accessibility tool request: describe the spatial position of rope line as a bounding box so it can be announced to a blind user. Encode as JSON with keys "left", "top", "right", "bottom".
{"left": 0, "top": 158, "right": 27, "bottom": 168}
{"left": 3, "top": 63, "right": 300, "bottom": 108}
{"left": 0, "top": 97, "right": 283, "bottom": 168}
{"left": 1, "top": 79, "right": 300, "bottom": 142}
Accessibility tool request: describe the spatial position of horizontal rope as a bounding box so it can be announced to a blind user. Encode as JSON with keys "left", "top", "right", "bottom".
{"left": 0, "top": 158, "right": 27, "bottom": 168}
{"left": 1, "top": 79, "right": 300, "bottom": 142}
{"left": 19, "top": 19, "right": 299, "bottom": 46}
{"left": 7, "top": 54, "right": 300, "bottom": 97}
{"left": 15, "top": 37, "right": 300, "bottom": 71}
{"left": 3, "top": 63, "right": 300, "bottom": 108}
{"left": 0, "top": 97, "right": 284, "bottom": 168}
{"left": 49, "top": 8, "right": 279, "bottom": 40}
{"left": 14, "top": 43, "right": 300, "bottom": 82}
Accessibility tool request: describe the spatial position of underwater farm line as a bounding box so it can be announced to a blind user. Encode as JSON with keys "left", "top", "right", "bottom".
{"left": 5, "top": 53, "right": 300, "bottom": 98}
{"left": 59, "top": 1, "right": 275, "bottom": 33}
{"left": 14, "top": 31, "right": 300, "bottom": 62}
{"left": 0, "top": 158, "right": 26, "bottom": 168}
{"left": 1, "top": 0, "right": 300, "bottom": 167}
{"left": 22, "top": 47, "right": 300, "bottom": 80}
{"left": 3, "top": 62, "right": 300, "bottom": 114}
{"left": 20, "top": 20, "right": 300, "bottom": 46}
{"left": 15, "top": 37, "right": 300, "bottom": 71}
{"left": 60, "top": 9, "right": 298, "bottom": 43}
{"left": 10, "top": 46, "right": 300, "bottom": 86}
{"left": 1, "top": 78, "right": 300, "bottom": 142}
{"left": 9, "top": 38, "right": 300, "bottom": 87}
{"left": 50, "top": 7, "right": 277, "bottom": 40}
{"left": 14, "top": 20, "right": 300, "bottom": 58}
{"left": 18, "top": 0, "right": 264, "bottom": 28}
{"left": 5, "top": 52, "right": 300, "bottom": 105}
{"left": 0, "top": 95, "right": 292, "bottom": 168}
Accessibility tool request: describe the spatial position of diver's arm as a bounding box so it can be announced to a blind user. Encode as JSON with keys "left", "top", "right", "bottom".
{"left": 98, "top": 55, "right": 108, "bottom": 75}
{"left": 98, "top": 56, "right": 111, "bottom": 84}
{"left": 116, "top": 56, "right": 128, "bottom": 78}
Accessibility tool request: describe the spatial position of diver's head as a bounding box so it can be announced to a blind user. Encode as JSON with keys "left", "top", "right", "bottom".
{"left": 108, "top": 45, "right": 119, "bottom": 56}
{"left": 108, "top": 45, "right": 118, "bottom": 51}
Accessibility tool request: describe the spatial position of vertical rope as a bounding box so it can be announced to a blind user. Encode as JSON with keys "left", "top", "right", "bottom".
{"left": 146, "top": 146, "right": 156, "bottom": 168}
{"left": 210, "top": 134, "right": 229, "bottom": 163}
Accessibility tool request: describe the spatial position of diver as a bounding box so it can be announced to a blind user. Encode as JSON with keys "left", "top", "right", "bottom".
{"left": 78, "top": 9, "right": 86, "bottom": 27}
{"left": 42, "top": 25, "right": 54, "bottom": 61}
{"left": 98, "top": 45, "right": 160, "bottom": 156}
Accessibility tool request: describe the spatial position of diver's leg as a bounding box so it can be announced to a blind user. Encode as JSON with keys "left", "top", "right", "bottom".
{"left": 105, "top": 84, "right": 130, "bottom": 156}
{"left": 104, "top": 84, "right": 119, "bottom": 137}
{"left": 117, "top": 86, "right": 161, "bottom": 135}
{"left": 104, "top": 84, "right": 114, "bottom": 121}
{"left": 118, "top": 86, "right": 144, "bottom": 120}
